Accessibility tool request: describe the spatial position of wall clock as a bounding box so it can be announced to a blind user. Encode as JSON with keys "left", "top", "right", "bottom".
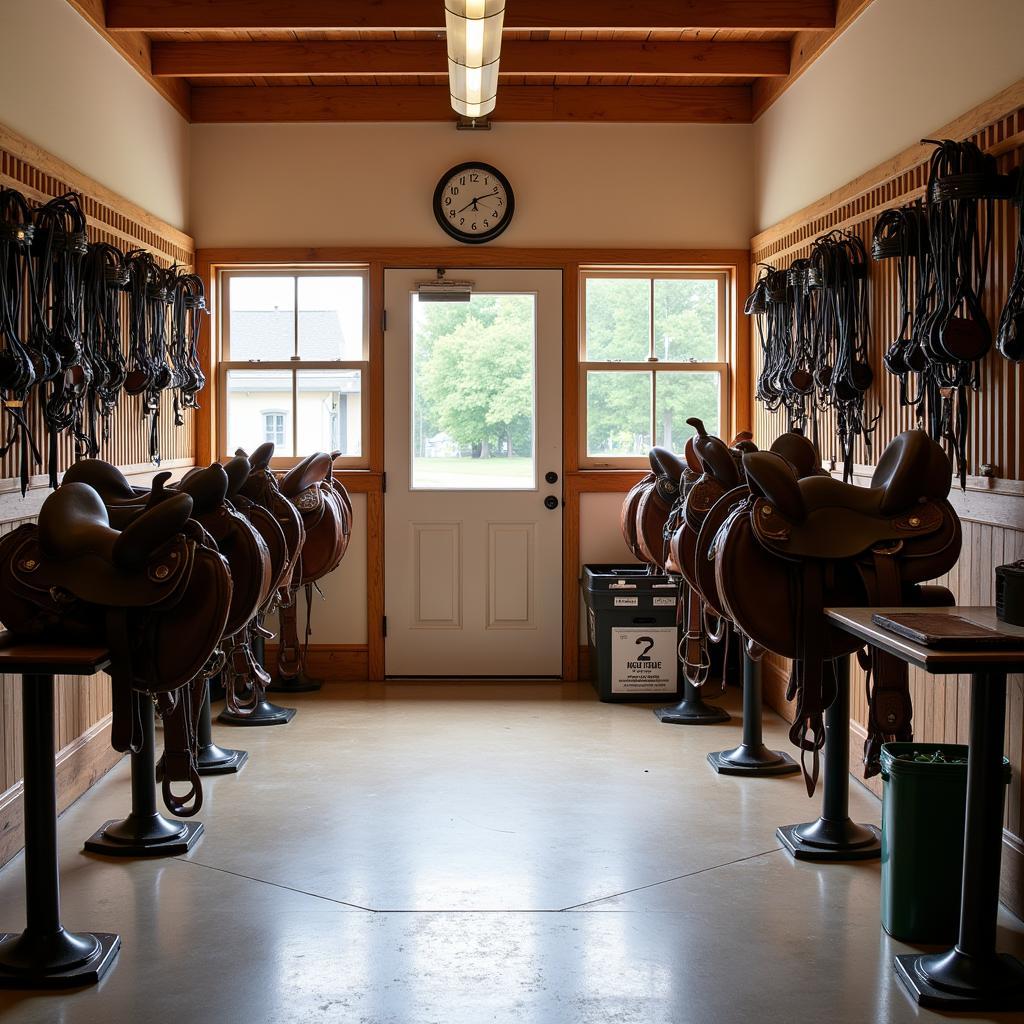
{"left": 433, "top": 162, "right": 514, "bottom": 244}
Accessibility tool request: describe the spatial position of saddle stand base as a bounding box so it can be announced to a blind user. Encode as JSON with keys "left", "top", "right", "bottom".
{"left": 197, "top": 744, "right": 249, "bottom": 775}
{"left": 84, "top": 817, "right": 204, "bottom": 858}
{"left": 84, "top": 699, "right": 204, "bottom": 858}
{"left": 707, "top": 655, "right": 799, "bottom": 776}
{"left": 708, "top": 746, "right": 799, "bottom": 776}
{"left": 776, "top": 820, "right": 881, "bottom": 862}
{"left": 0, "top": 931, "right": 120, "bottom": 989}
{"left": 218, "top": 699, "right": 296, "bottom": 727}
{"left": 654, "top": 680, "right": 731, "bottom": 725}
{"left": 196, "top": 685, "right": 248, "bottom": 774}
{"left": 776, "top": 656, "right": 881, "bottom": 862}
{"left": 894, "top": 952, "right": 1024, "bottom": 1010}
{"left": 267, "top": 669, "right": 323, "bottom": 694}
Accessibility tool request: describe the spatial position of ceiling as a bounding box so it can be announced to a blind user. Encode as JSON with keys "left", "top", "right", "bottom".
{"left": 69, "top": 1, "right": 873, "bottom": 124}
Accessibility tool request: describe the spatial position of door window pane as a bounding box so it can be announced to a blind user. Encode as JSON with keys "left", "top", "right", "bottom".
{"left": 298, "top": 276, "right": 365, "bottom": 360}
{"left": 653, "top": 278, "right": 719, "bottom": 361}
{"left": 228, "top": 276, "right": 295, "bottom": 360}
{"left": 226, "top": 369, "right": 294, "bottom": 457}
{"left": 584, "top": 278, "right": 650, "bottom": 362}
{"left": 297, "top": 369, "right": 362, "bottom": 457}
{"left": 655, "top": 371, "right": 721, "bottom": 448}
{"left": 586, "top": 371, "right": 651, "bottom": 457}
{"left": 411, "top": 293, "right": 536, "bottom": 490}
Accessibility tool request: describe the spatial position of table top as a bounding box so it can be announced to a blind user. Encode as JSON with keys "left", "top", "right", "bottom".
{"left": 825, "top": 607, "right": 1024, "bottom": 674}
{"left": 0, "top": 632, "right": 111, "bottom": 676}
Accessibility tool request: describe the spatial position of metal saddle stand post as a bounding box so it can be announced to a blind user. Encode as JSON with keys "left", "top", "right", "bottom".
{"left": 775, "top": 655, "right": 881, "bottom": 860}
{"left": 708, "top": 651, "right": 799, "bottom": 775}
{"left": 84, "top": 697, "right": 204, "bottom": 857}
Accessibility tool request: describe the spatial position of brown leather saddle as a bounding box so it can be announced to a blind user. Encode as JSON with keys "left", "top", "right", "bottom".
{"left": 713, "top": 429, "right": 961, "bottom": 792}
{"left": 64, "top": 458, "right": 276, "bottom": 718}
{"left": 276, "top": 452, "right": 353, "bottom": 682}
{"left": 0, "top": 483, "right": 232, "bottom": 816}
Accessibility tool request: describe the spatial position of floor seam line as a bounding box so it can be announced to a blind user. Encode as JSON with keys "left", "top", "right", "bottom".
{"left": 557, "top": 847, "right": 785, "bottom": 911}
{"left": 174, "top": 857, "right": 378, "bottom": 912}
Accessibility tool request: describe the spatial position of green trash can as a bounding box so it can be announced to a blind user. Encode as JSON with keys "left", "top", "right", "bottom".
{"left": 880, "top": 742, "right": 1011, "bottom": 943}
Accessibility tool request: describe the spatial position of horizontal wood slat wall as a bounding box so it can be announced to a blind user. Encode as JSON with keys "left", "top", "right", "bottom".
{"left": 749, "top": 87, "right": 1024, "bottom": 918}
{"left": 0, "top": 123, "right": 196, "bottom": 869}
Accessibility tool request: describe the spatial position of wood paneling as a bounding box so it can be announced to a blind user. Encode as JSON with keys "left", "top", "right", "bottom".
{"left": 0, "top": 124, "right": 197, "bottom": 869}
{"left": 262, "top": 643, "right": 369, "bottom": 681}
{"left": 107, "top": 2, "right": 837, "bottom": 33}
{"left": 153, "top": 39, "right": 791, "bottom": 79}
{"left": 750, "top": 87, "right": 1024, "bottom": 918}
{"left": 191, "top": 84, "right": 753, "bottom": 124}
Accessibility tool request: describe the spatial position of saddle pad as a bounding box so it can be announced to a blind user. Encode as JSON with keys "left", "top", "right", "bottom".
{"left": 871, "top": 612, "right": 1023, "bottom": 648}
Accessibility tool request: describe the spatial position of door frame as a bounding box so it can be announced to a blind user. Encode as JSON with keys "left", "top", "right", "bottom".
{"left": 196, "top": 247, "right": 750, "bottom": 680}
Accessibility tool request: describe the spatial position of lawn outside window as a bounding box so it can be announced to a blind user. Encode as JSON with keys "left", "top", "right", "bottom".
{"left": 579, "top": 269, "right": 729, "bottom": 468}
{"left": 217, "top": 267, "right": 370, "bottom": 469}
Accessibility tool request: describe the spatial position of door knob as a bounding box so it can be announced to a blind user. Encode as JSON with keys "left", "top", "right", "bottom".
{"left": 545, "top": 471, "right": 559, "bottom": 484}
{"left": 544, "top": 495, "right": 559, "bottom": 510}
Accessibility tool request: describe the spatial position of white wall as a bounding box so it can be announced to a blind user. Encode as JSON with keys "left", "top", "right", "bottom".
{"left": 191, "top": 121, "right": 753, "bottom": 249}
{"left": 754, "top": 0, "right": 1024, "bottom": 231}
{"left": 0, "top": 0, "right": 189, "bottom": 230}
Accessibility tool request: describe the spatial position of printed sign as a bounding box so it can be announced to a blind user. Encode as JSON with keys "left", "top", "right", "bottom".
{"left": 613, "top": 596, "right": 639, "bottom": 607}
{"left": 653, "top": 596, "right": 676, "bottom": 607}
{"left": 610, "top": 627, "right": 678, "bottom": 694}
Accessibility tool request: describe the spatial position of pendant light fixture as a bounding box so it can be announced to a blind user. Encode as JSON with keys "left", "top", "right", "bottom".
{"left": 445, "top": 1, "right": 505, "bottom": 119}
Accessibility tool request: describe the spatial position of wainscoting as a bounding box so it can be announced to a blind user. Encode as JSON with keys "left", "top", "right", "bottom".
{"left": 0, "top": 123, "right": 196, "bottom": 869}
{"left": 750, "top": 83, "right": 1024, "bottom": 918}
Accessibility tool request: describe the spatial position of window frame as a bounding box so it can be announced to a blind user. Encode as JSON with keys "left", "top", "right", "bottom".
{"left": 217, "top": 265, "right": 370, "bottom": 469}
{"left": 578, "top": 267, "right": 730, "bottom": 469}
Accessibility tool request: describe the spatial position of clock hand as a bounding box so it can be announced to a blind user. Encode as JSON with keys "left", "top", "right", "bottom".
{"left": 455, "top": 188, "right": 500, "bottom": 215}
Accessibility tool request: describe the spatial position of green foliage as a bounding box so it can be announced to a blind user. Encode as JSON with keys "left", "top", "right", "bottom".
{"left": 412, "top": 278, "right": 721, "bottom": 461}
{"left": 416, "top": 295, "right": 534, "bottom": 456}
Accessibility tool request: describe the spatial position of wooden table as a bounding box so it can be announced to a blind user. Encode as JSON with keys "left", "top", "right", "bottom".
{"left": 0, "top": 636, "right": 121, "bottom": 988}
{"left": 826, "top": 606, "right": 1024, "bottom": 1011}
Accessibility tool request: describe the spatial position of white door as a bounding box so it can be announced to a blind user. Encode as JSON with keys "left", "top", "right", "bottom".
{"left": 384, "top": 269, "right": 562, "bottom": 676}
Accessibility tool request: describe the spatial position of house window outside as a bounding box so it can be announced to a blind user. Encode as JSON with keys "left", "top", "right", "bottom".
{"left": 579, "top": 270, "right": 729, "bottom": 466}
{"left": 219, "top": 269, "right": 369, "bottom": 466}
{"left": 263, "top": 411, "right": 286, "bottom": 447}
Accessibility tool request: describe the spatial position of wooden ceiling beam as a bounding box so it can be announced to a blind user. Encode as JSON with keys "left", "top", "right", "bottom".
{"left": 190, "top": 84, "right": 753, "bottom": 123}
{"left": 108, "top": 1, "right": 836, "bottom": 33}
{"left": 153, "top": 39, "right": 790, "bottom": 78}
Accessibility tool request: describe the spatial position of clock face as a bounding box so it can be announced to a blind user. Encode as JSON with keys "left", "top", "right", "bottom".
{"left": 433, "top": 162, "right": 514, "bottom": 244}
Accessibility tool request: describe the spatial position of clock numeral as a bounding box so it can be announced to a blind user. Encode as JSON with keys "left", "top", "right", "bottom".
{"left": 449, "top": 209, "right": 456, "bottom": 218}
{"left": 470, "top": 172, "right": 480, "bottom": 182}
{"left": 459, "top": 175, "right": 466, "bottom": 185}
{"left": 483, "top": 220, "right": 489, "bottom": 228}
{"left": 496, "top": 198, "right": 503, "bottom": 207}
{"left": 471, "top": 222, "right": 477, "bottom": 231}
{"left": 444, "top": 196, "right": 452, "bottom": 206}
{"left": 450, "top": 186, "right": 459, "bottom": 196}
{"left": 459, "top": 218, "right": 465, "bottom": 226}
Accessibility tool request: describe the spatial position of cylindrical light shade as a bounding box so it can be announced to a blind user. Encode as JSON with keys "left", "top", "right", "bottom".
{"left": 445, "top": 1, "right": 505, "bottom": 118}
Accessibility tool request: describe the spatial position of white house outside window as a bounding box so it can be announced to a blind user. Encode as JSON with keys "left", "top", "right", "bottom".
{"left": 218, "top": 268, "right": 369, "bottom": 467}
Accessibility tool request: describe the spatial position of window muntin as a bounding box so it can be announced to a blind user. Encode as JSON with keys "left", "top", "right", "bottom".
{"left": 219, "top": 267, "right": 369, "bottom": 467}
{"left": 579, "top": 270, "right": 729, "bottom": 467}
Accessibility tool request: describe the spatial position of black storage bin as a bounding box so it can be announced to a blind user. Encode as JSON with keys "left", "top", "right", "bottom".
{"left": 580, "top": 564, "right": 683, "bottom": 702}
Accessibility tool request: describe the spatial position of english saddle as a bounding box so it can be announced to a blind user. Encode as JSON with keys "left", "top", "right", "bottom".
{"left": 713, "top": 430, "right": 961, "bottom": 792}
{"left": 0, "top": 482, "right": 232, "bottom": 815}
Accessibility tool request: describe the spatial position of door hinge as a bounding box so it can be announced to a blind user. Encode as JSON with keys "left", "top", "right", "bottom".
{"left": 382, "top": 615, "right": 387, "bottom": 637}
{"left": 382, "top": 471, "right": 387, "bottom": 493}
{"left": 382, "top": 309, "right": 388, "bottom": 332}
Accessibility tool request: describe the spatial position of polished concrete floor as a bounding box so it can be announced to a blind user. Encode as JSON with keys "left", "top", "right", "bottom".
{"left": 1, "top": 682, "right": 1022, "bottom": 1023}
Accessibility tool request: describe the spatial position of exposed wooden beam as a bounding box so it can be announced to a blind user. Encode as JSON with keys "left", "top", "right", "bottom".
{"left": 108, "top": 1, "right": 836, "bottom": 33}
{"left": 65, "top": 0, "right": 190, "bottom": 118}
{"left": 190, "top": 84, "right": 752, "bottom": 123}
{"left": 753, "top": 0, "right": 874, "bottom": 118}
{"left": 153, "top": 39, "right": 790, "bottom": 78}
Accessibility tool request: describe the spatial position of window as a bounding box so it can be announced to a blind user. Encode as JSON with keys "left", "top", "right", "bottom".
{"left": 218, "top": 268, "right": 369, "bottom": 466}
{"left": 262, "top": 411, "right": 286, "bottom": 446}
{"left": 579, "top": 269, "right": 729, "bottom": 466}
